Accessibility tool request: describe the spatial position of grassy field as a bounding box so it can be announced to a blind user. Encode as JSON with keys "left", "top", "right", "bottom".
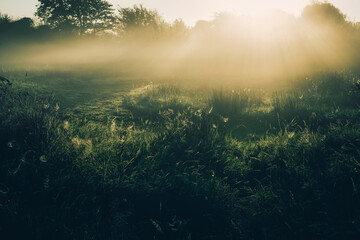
{"left": 1, "top": 69, "right": 360, "bottom": 239}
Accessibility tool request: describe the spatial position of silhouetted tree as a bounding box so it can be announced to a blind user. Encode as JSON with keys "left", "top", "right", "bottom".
{"left": 170, "top": 19, "right": 188, "bottom": 39}
{"left": 0, "top": 12, "right": 11, "bottom": 34}
{"left": 302, "top": 2, "right": 347, "bottom": 26}
{"left": 12, "top": 18, "right": 34, "bottom": 33}
{"left": 36, "top": 0, "right": 114, "bottom": 35}
{"left": 117, "top": 5, "right": 168, "bottom": 38}
{"left": 193, "top": 20, "right": 212, "bottom": 33}
{"left": 0, "top": 12, "right": 11, "bottom": 25}
{"left": 0, "top": 15, "right": 35, "bottom": 40}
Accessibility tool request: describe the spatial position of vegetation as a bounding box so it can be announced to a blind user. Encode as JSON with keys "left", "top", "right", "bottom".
{"left": 1, "top": 0, "right": 360, "bottom": 239}
{"left": 36, "top": 0, "right": 114, "bottom": 34}
{"left": 117, "top": 4, "right": 167, "bottom": 38}
{"left": 0, "top": 70, "right": 359, "bottom": 239}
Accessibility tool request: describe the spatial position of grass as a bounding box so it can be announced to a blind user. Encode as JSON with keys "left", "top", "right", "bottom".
{"left": 0, "top": 70, "right": 360, "bottom": 239}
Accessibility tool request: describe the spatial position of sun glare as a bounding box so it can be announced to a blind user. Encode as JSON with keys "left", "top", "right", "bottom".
{"left": 2, "top": 1, "right": 360, "bottom": 239}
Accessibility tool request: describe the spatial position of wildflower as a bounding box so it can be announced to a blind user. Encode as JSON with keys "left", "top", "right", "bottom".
{"left": 55, "top": 103, "right": 60, "bottom": 112}
{"left": 40, "top": 155, "right": 47, "bottom": 163}
{"left": 72, "top": 137, "right": 81, "bottom": 146}
{"left": 288, "top": 132, "right": 295, "bottom": 139}
{"left": 111, "top": 118, "right": 117, "bottom": 132}
{"left": 0, "top": 183, "right": 9, "bottom": 194}
{"left": 208, "top": 106, "right": 213, "bottom": 114}
{"left": 150, "top": 219, "right": 163, "bottom": 233}
{"left": 72, "top": 137, "right": 92, "bottom": 156}
{"left": 7, "top": 141, "right": 15, "bottom": 148}
{"left": 223, "top": 117, "right": 229, "bottom": 123}
{"left": 43, "top": 103, "right": 49, "bottom": 109}
{"left": 212, "top": 124, "right": 217, "bottom": 129}
{"left": 63, "top": 121, "right": 70, "bottom": 130}
{"left": 194, "top": 109, "right": 202, "bottom": 117}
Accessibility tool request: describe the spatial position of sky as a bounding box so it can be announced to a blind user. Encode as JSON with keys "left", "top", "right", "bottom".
{"left": 1, "top": 0, "right": 360, "bottom": 26}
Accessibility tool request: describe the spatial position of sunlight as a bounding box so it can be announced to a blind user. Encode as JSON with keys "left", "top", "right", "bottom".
{"left": 1, "top": 1, "right": 360, "bottom": 239}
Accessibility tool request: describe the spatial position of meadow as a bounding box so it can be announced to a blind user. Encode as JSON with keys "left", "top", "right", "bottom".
{"left": 2, "top": 1, "right": 360, "bottom": 239}
{"left": 1, "top": 68, "right": 359, "bottom": 239}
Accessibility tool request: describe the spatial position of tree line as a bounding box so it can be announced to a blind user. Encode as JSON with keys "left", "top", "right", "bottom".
{"left": 1, "top": 0, "right": 360, "bottom": 72}
{"left": 1, "top": 1, "right": 358, "bottom": 40}
{"left": 0, "top": 1, "right": 188, "bottom": 43}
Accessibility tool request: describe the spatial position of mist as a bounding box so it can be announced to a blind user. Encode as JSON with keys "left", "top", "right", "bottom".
{"left": 2, "top": 2, "right": 360, "bottom": 239}
{"left": 1, "top": 2, "right": 360, "bottom": 86}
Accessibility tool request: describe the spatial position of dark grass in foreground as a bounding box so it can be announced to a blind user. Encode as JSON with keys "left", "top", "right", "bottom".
{"left": 0, "top": 72, "right": 360, "bottom": 239}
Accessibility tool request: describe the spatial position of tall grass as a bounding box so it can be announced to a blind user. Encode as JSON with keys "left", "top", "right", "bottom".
{"left": 0, "top": 71, "right": 360, "bottom": 239}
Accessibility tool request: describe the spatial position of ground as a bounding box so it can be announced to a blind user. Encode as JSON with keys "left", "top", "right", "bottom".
{"left": 0, "top": 69, "right": 360, "bottom": 239}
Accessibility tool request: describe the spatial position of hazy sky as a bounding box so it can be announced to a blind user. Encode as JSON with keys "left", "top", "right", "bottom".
{"left": 1, "top": 0, "right": 360, "bottom": 25}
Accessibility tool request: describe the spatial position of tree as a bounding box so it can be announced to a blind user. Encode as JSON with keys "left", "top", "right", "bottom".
{"left": 12, "top": 18, "right": 34, "bottom": 31}
{"left": 302, "top": 2, "right": 347, "bottom": 26}
{"left": 117, "top": 4, "right": 168, "bottom": 38}
{"left": 0, "top": 15, "right": 35, "bottom": 37}
{"left": 0, "top": 12, "right": 11, "bottom": 35}
{"left": 170, "top": 19, "right": 188, "bottom": 37}
{"left": 36, "top": 0, "right": 114, "bottom": 35}
{"left": 0, "top": 12, "right": 11, "bottom": 25}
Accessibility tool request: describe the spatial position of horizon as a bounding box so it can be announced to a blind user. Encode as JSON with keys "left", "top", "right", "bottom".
{"left": 1, "top": 1, "right": 360, "bottom": 239}
{"left": 1, "top": 0, "right": 360, "bottom": 26}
